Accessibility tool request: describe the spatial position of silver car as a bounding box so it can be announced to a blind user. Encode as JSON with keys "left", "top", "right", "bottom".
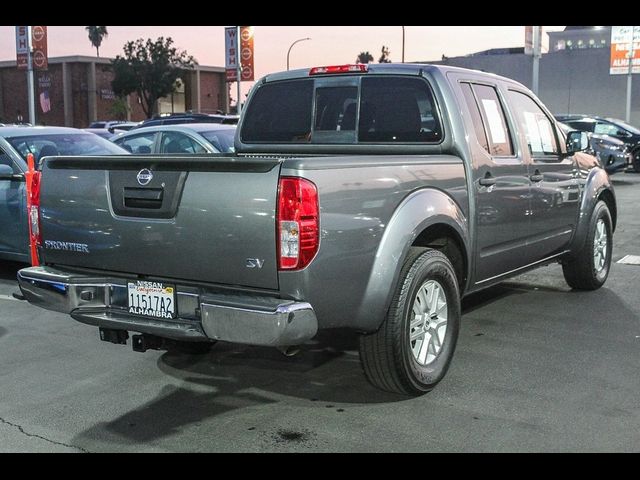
{"left": 0, "top": 126, "right": 128, "bottom": 262}
{"left": 111, "top": 123, "right": 236, "bottom": 155}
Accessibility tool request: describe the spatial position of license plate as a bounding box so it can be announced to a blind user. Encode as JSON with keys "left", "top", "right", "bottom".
{"left": 127, "top": 281, "right": 176, "bottom": 319}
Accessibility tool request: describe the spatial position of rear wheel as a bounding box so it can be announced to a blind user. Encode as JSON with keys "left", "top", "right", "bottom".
{"left": 632, "top": 148, "right": 640, "bottom": 173}
{"left": 562, "top": 200, "right": 612, "bottom": 290}
{"left": 359, "top": 248, "right": 461, "bottom": 396}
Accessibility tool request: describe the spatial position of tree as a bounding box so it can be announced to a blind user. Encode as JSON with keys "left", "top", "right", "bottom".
{"left": 109, "top": 96, "right": 130, "bottom": 121}
{"left": 356, "top": 51, "right": 374, "bottom": 64}
{"left": 85, "top": 26, "right": 108, "bottom": 57}
{"left": 379, "top": 45, "right": 391, "bottom": 63}
{"left": 111, "top": 37, "right": 197, "bottom": 118}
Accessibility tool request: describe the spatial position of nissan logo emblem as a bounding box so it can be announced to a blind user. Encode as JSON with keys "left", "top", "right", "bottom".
{"left": 137, "top": 169, "right": 153, "bottom": 186}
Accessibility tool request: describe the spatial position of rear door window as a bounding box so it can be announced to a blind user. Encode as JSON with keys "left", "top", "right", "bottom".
{"left": 459, "top": 82, "right": 489, "bottom": 153}
{"left": 472, "top": 84, "right": 513, "bottom": 157}
{"left": 115, "top": 132, "right": 157, "bottom": 154}
{"left": 160, "top": 132, "right": 207, "bottom": 154}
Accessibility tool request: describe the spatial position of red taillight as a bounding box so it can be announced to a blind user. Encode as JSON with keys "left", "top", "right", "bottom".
{"left": 277, "top": 177, "right": 319, "bottom": 271}
{"left": 25, "top": 153, "right": 41, "bottom": 266}
{"left": 309, "top": 64, "right": 369, "bottom": 76}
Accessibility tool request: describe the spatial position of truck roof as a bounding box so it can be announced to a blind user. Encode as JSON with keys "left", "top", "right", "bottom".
{"left": 262, "top": 63, "right": 527, "bottom": 90}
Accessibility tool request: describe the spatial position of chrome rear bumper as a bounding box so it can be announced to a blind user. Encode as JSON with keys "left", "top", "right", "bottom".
{"left": 18, "top": 266, "right": 317, "bottom": 346}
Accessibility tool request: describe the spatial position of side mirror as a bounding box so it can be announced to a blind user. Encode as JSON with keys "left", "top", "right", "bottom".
{"left": 616, "top": 129, "right": 630, "bottom": 137}
{"left": 0, "top": 164, "right": 24, "bottom": 181}
{"left": 566, "top": 130, "right": 590, "bottom": 153}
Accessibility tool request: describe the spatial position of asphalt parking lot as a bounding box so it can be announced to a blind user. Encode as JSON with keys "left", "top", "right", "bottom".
{"left": 1, "top": 174, "right": 640, "bottom": 452}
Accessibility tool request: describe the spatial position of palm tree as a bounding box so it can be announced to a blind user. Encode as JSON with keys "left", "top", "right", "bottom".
{"left": 356, "top": 51, "right": 374, "bottom": 64}
{"left": 379, "top": 45, "right": 391, "bottom": 63}
{"left": 85, "top": 26, "right": 108, "bottom": 57}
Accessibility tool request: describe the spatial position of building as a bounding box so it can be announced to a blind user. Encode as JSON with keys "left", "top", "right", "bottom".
{"left": 548, "top": 26, "right": 610, "bottom": 52}
{"left": 0, "top": 56, "right": 229, "bottom": 128}
{"left": 428, "top": 26, "right": 640, "bottom": 125}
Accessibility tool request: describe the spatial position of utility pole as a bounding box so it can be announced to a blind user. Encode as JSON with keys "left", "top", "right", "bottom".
{"left": 402, "top": 26, "right": 405, "bottom": 63}
{"left": 27, "top": 26, "right": 35, "bottom": 125}
{"left": 626, "top": 26, "right": 637, "bottom": 123}
{"left": 532, "top": 26, "right": 542, "bottom": 96}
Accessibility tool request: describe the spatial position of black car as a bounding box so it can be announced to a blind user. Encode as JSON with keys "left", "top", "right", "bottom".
{"left": 556, "top": 115, "right": 640, "bottom": 172}
{"left": 135, "top": 113, "right": 228, "bottom": 129}
{"left": 557, "top": 122, "right": 629, "bottom": 175}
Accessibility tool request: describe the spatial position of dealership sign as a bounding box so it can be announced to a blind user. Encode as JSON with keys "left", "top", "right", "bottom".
{"left": 225, "top": 26, "right": 254, "bottom": 82}
{"left": 15, "top": 26, "right": 48, "bottom": 70}
{"left": 610, "top": 26, "right": 640, "bottom": 75}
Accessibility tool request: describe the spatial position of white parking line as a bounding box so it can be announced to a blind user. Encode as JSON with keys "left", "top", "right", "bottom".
{"left": 618, "top": 255, "right": 640, "bottom": 265}
{"left": 0, "top": 294, "right": 20, "bottom": 302}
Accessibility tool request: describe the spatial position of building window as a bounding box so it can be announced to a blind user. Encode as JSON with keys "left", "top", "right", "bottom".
{"left": 158, "top": 78, "right": 186, "bottom": 115}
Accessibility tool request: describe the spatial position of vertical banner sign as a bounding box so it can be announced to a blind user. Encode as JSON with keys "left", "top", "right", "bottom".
{"left": 240, "top": 26, "right": 254, "bottom": 82}
{"left": 524, "top": 26, "right": 542, "bottom": 56}
{"left": 16, "top": 26, "right": 29, "bottom": 69}
{"left": 31, "top": 26, "right": 48, "bottom": 70}
{"left": 611, "top": 26, "right": 640, "bottom": 74}
{"left": 525, "top": 26, "right": 533, "bottom": 55}
{"left": 225, "top": 27, "right": 238, "bottom": 82}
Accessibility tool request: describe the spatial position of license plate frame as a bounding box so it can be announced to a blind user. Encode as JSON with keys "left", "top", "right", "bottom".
{"left": 127, "top": 281, "right": 176, "bottom": 319}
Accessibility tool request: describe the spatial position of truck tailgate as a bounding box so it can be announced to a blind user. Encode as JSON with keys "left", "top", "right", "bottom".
{"left": 39, "top": 156, "right": 281, "bottom": 290}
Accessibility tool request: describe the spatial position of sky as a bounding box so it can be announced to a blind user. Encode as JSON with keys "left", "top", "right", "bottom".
{"left": 0, "top": 26, "right": 565, "bottom": 97}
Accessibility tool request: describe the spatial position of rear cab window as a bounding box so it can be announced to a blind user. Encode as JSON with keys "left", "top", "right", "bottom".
{"left": 240, "top": 75, "right": 443, "bottom": 145}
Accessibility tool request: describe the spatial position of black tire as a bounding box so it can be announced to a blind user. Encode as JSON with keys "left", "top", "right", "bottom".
{"left": 633, "top": 149, "right": 640, "bottom": 173}
{"left": 359, "top": 248, "right": 461, "bottom": 396}
{"left": 167, "top": 340, "right": 216, "bottom": 355}
{"left": 562, "top": 200, "right": 612, "bottom": 290}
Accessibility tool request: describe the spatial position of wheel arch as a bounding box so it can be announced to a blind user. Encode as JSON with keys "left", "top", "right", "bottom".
{"left": 598, "top": 188, "right": 617, "bottom": 232}
{"left": 353, "top": 188, "right": 470, "bottom": 333}
{"left": 568, "top": 167, "right": 616, "bottom": 256}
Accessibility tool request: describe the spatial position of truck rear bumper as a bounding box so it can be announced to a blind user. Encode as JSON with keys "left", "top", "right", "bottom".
{"left": 17, "top": 266, "right": 317, "bottom": 347}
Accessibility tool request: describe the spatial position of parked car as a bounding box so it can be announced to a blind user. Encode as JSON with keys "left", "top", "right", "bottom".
{"left": 107, "top": 122, "right": 140, "bottom": 133}
{"left": 83, "top": 128, "right": 115, "bottom": 140}
{"left": 111, "top": 124, "right": 236, "bottom": 154}
{"left": 88, "top": 120, "right": 129, "bottom": 130}
{"left": 17, "top": 64, "right": 615, "bottom": 396}
{"left": 557, "top": 122, "right": 629, "bottom": 174}
{"left": 134, "top": 113, "right": 229, "bottom": 129}
{"left": 556, "top": 114, "right": 640, "bottom": 172}
{"left": 0, "top": 127, "right": 128, "bottom": 262}
{"left": 221, "top": 115, "right": 240, "bottom": 125}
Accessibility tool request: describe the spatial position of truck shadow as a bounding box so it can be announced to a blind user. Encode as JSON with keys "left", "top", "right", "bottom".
{"left": 73, "top": 278, "right": 620, "bottom": 448}
{"left": 72, "top": 329, "right": 404, "bottom": 446}
{"left": 0, "top": 327, "right": 7, "bottom": 339}
{"left": 0, "top": 260, "right": 25, "bottom": 281}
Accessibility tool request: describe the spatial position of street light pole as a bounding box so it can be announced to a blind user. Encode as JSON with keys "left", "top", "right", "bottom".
{"left": 402, "top": 26, "right": 405, "bottom": 63}
{"left": 287, "top": 37, "right": 311, "bottom": 71}
{"left": 27, "top": 26, "right": 35, "bottom": 125}
{"left": 626, "top": 26, "right": 637, "bottom": 123}
{"left": 532, "top": 26, "right": 542, "bottom": 96}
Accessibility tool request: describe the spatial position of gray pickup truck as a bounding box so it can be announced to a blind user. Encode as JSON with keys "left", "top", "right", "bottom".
{"left": 17, "top": 64, "right": 615, "bottom": 395}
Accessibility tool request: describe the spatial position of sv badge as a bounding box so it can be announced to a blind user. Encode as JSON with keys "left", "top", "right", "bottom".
{"left": 246, "top": 258, "right": 265, "bottom": 269}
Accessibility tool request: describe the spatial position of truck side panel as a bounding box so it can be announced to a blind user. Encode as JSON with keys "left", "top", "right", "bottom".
{"left": 279, "top": 155, "right": 468, "bottom": 331}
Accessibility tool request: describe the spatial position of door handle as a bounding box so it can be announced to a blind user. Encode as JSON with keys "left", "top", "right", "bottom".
{"left": 479, "top": 173, "right": 496, "bottom": 187}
